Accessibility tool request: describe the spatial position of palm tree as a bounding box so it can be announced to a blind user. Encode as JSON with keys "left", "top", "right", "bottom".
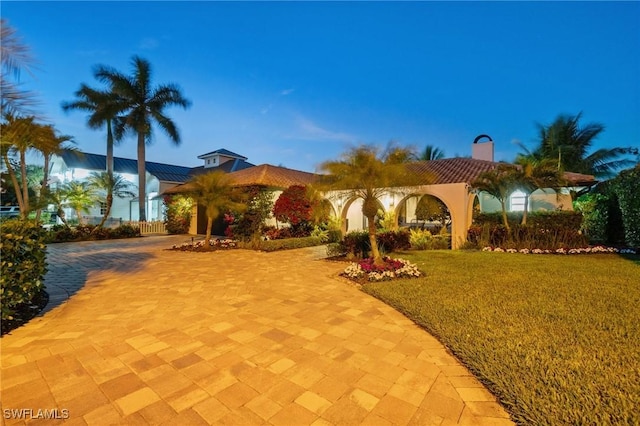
{"left": 1, "top": 114, "right": 40, "bottom": 218}
{"left": 418, "top": 145, "right": 445, "bottom": 161}
{"left": 34, "top": 125, "right": 74, "bottom": 221}
{"left": 1, "top": 19, "right": 37, "bottom": 116}
{"left": 513, "top": 157, "right": 566, "bottom": 225}
{"left": 521, "top": 113, "right": 634, "bottom": 178}
{"left": 94, "top": 56, "right": 191, "bottom": 221}
{"left": 61, "top": 181, "right": 98, "bottom": 225}
{"left": 318, "top": 144, "right": 424, "bottom": 264}
{"left": 187, "top": 171, "right": 247, "bottom": 249}
{"left": 62, "top": 83, "right": 124, "bottom": 178}
{"left": 471, "top": 164, "right": 519, "bottom": 232}
{"left": 88, "top": 172, "right": 136, "bottom": 229}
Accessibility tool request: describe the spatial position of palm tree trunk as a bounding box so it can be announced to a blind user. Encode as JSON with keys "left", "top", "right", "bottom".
{"left": 75, "top": 208, "right": 84, "bottom": 225}
{"left": 500, "top": 201, "right": 511, "bottom": 233}
{"left": 205, "top": 216, "right": 213, "bottom": 249}
{"left": 521, "top": 194, "right": 529, "bottom": 225}
{"left": 106, "top": 120, "right": 114, "bottom": 178}
{"left": 57, "top": 206, "right": 68, "bottom": 226}
{"left": 367, "top": 214, "right": 383, "bottom": 264}
{"left": 20, "top": 150, "right": 29, "bottom": 219}
{"left": 3, "top": 152, "right": 25, "bottom": 217}
{"left": 137, "top": 132, "right": 147, "bottom": 222}
{"left": 96, "top": 193, "right": 113, "bottom": 229}
{"left": 35, "top": 155, "right": 51, "bottom": 222}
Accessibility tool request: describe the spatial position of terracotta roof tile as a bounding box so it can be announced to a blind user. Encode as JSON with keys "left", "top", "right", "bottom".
{"left": 228, "top": 164, "right": 317, "bottom": 188}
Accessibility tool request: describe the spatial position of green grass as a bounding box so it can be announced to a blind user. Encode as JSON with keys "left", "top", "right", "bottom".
{"left": 362, "top": 251, "right": 640, "bottom": 425}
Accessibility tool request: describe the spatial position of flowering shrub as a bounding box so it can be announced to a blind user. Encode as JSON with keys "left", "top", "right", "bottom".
{"left": 170, "top": 238, "right": 238, "bottom": 252}
{"left": 481, "top": 245, "right": 637, "bottom": 255}
{"left": 341, "top": 257, "right": 422, "bottom": 282}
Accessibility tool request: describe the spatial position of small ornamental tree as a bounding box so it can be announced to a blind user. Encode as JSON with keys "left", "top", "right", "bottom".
{"left": 163, "top": 194, "right": 193, "bottom": 234}
{"left": 273, "top": 185, "right": 313, "bottom": 228}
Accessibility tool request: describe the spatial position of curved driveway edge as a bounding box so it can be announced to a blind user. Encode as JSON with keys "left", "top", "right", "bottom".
{"left": 1, "top": 236, "right": 513, "bottom": 425}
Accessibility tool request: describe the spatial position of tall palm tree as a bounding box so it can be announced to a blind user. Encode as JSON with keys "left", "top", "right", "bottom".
{"left": 471, "top": 164, "right": 519, "bottom": 232}
{"left": 187, "top": 171, "right": 247, "bottom": 249}
{"left": 418, "top": 145, "right": 445, "bottom": 161}
{"left": 318, "top": 144, "right": 424, "bottom": 264}
{"left": 513, "top": 157, "right": 566, "bottom": 225}
{"left": 94, "top": 56, "right": 191, "bottom": 221}
{"left": 1, "top": 19, "right": 38, "bottom": 116}
{"left": 521, "top": 113, "right": 634, "bottom": 178}
{"left": 62, "top": 83, "right": 124, "bottom": 178}
{"left": 88, "top": 172, "right": 136, "bottom": 229}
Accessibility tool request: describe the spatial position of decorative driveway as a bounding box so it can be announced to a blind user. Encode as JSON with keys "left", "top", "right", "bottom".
{"left": 1, "top": 236, "right": 512, "bottom": 425}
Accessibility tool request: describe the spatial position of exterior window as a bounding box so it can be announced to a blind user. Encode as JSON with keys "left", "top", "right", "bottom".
{"left": 510, "top": 191, "right": 526, "bottom": 212}
{"left": 100, "top": 202, "right": 108, "bottom": 216}
{"left": 207, "top": 159, "right": 211, "bottom": 164}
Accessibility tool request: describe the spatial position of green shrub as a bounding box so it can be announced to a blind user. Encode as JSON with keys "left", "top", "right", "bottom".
{"left": 1, "top": 220, "right": 48, "bottom": 321}
{"left": 340, "top": 230, "right": 412, "bottom": 258}
{"left": 44, "top": 224, "right": 141, "bottom": 243}
{"left": 574, "top": 193, "right": 610, "bottom": 243}
{"left": 613, "top": 167, "right": 640, "bottom": 247}
{"left": 469, "top": 211, "right": 587, "bottom": 249}
{"left": 163, "top": 194, "right": 193, "bottom": 234}
{"left": 377, "top": 229, "right": 411, "bottom": 252}
{"left": 409, "top": 228, "right": 450, "bottom": 250}
{"left": 240, "top": 236, "right": 325, "bottom": 252}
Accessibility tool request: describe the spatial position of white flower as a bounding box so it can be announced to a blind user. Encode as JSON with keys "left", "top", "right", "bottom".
{"left": 494, "top": 247, "right": 504, "bottom": 252}
{"left": 482, "top": 247, "right": 493, "bottom": 252}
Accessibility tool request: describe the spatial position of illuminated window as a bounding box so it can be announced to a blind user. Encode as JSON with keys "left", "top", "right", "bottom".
{"left": 510, "top": 190, "right": 526, "bottom": 212}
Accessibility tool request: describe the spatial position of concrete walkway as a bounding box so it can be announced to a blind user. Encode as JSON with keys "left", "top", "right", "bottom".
{"left": 1, "top": 236, "right": 513, "bottom": 425}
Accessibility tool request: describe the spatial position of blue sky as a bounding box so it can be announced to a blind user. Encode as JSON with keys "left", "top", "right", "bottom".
{"left": 3, "top": 1, "right": 639, "bottom": 172}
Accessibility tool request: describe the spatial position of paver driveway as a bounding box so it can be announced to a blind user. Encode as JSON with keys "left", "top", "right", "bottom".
{"left": 1, "top": 236, "right": 513, "bottom": 425}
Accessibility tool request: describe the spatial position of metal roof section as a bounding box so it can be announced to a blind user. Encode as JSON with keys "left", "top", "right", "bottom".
{"left": 58, "top": 150, "right": 194, "bottom": 183}
{"left": 197, "top": 148, "right": 247, "bottom": 160}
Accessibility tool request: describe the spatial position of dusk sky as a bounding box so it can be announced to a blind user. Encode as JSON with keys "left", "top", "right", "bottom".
{"left": 3, "top": 1, "right": 639, "bottom": 173}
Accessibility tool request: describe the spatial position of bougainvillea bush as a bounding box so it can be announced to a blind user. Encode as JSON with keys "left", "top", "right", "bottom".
{"left": 341, "top": 257, "right": 422, "bottom": 282}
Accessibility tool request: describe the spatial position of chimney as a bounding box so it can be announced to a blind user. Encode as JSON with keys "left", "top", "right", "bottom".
{"left": 472, "top": 134, "right": 494, "bottom": 162}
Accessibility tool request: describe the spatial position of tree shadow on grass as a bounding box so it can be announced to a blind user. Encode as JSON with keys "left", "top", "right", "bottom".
{"left": 619, "top": 253, "right": 640, "bottom": 266}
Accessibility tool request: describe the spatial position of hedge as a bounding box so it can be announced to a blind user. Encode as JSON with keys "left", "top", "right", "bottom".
{"left": 469, "top": 211, "right": 587, "bottom": 250}
{"left": 239, "top": 236, "right": 325, "bottom": 252}
{"left": 1, "top": 220, "right": 48, "bottom": 321}
{"left": 613, "top": 167, "right": 640, "bottom": 247}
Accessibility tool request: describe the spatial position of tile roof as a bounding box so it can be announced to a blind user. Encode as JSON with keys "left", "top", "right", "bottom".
{"left": 408, "top": 158, "right": 504, "bottom": 185}
{"left": 164, "top": 164, "right": 318, "bottom": 195}
{"left": 228, "top": 164, "right": 318, "bottom": 188}
{"left": 58, "top": 150, "right": 194, "bottom": 183}
{"left": 197, "top": 148, "right": 247, "bottom": 160}
{"left": 408, "top": 158, "right": 596, "bottom": 186}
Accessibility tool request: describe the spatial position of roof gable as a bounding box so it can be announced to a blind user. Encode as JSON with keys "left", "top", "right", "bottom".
{"left": 197, "top": 148, "right": 247, "bottom": 160}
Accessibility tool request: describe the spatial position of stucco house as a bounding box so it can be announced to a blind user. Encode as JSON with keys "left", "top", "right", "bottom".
{"left": 52, "top": 139, "right": 595, "bottom": 247}
{"left": 326, "top": 139, "right": 595, "bottom": 248}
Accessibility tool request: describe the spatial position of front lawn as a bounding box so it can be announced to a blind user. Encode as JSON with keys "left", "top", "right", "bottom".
{"left": 362, "top": 251, "right": 640, "bottom": 425}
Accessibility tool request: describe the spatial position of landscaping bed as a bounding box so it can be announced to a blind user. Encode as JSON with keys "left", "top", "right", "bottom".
{"left": 362, "top": 250, "right": 640, "bottom": 425}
